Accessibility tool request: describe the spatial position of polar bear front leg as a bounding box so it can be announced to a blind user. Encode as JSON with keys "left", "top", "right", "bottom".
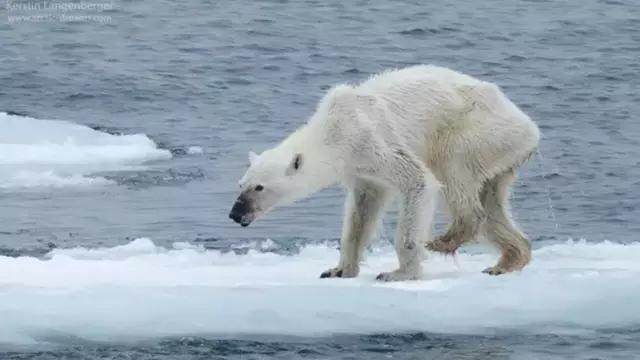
{"left": 375, "top": 160, "right": 439, "bottom": 282}
{"left": 320, "top": 180, "right": 388, "bottom": 278}
{"left": 375, "top": 179, "right": 438, "bottom": 281}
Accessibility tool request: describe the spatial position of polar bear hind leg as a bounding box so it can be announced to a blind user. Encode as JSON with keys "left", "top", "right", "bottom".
{"left": 480, "top": 167, "right": 532, "bottom": 275}
{"left": 427, "top": 165, "right": 532, "bottom": 275}
{"left": 426, "top": 177, "right": 486, "bottom": 254}
{"left": 425, "top": 80, "right": 536, "bottom": 274}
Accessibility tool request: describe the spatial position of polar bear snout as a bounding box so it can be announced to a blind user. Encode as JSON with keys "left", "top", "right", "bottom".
{"left": 229, "top": 195, "right": 256, "bottom": 227}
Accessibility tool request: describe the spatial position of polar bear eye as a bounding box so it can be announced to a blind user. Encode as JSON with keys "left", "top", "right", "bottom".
{"left": 255, "top": 185, "right": 264, "bottom": 191}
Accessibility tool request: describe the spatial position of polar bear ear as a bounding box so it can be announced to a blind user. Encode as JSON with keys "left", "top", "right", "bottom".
{"left": 286, "top": 153, "right": 303, "bottom": 176}
{"left": 248, "top": 151, "right": 258, "bottom": 165}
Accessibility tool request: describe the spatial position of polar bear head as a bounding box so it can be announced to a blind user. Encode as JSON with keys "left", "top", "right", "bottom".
{"left": 229, "top": 143, "right": 336, "bottom": 227}
{"left": 228, "top": 87, "right": 352, "bottom": 227}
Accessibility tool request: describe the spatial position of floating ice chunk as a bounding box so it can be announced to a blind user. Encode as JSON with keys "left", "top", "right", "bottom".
{"left": 187, "top": 146, "right": 204, "bottom": 155}
{"left": 0, "top": 112, "right": 171, "bottom": 188}
{"left": 0, "top": 239, "right": 639, "bottom": 345}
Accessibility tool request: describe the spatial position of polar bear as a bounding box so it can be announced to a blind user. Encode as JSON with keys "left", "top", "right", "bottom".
{"left": 229, "top": 65, "right": 539, "bottom": 281}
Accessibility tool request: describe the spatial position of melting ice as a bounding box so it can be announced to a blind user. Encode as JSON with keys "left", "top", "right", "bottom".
{"left": 0, "top": 238, "right": 638, "bottom": 345}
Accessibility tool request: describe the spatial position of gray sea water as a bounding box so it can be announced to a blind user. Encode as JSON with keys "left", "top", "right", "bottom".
{"left": 1, "top": 0, "right": 639, "bottom": 359}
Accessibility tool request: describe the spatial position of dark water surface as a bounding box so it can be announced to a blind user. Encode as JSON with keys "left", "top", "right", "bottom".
{"left": 4, "top": 331, "right": 640, "bottom": 360}
{"left": 1, "top": 0, "right": 639, "bottom": 358}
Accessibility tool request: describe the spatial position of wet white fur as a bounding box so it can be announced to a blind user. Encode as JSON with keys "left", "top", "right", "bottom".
{"left": 240, "top": 65, "right": 540, "bottom": 281}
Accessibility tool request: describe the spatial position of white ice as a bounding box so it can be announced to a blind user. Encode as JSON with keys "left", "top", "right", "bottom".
{"left": 0, "top": 112, "right": 171, "bottom": 189}
{"left": 0, "top": 238, "right": 638, "bottom": 345}
{"left": 187, "top": 146, "right": 204, "bottom": 155}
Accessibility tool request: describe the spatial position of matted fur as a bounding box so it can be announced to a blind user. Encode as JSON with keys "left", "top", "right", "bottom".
{"left": 235, "top": 65, "right": 540, "bottom": 281}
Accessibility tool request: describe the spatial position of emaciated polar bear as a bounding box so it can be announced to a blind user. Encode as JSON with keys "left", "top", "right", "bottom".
{"left": 229, "top": 65, "right": 539, "bottom": 281}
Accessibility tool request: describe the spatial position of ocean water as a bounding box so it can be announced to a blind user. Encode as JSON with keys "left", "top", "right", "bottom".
{"left": 0, "top": 0, "right": 639, "bottom": 359}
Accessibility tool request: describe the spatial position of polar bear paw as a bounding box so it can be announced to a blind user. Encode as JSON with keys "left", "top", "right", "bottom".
{"left": 319, "top": 264, "right": 359, "bottom": 278}
{"left": 375, "top": 269, "right": 421, "bottom": 282}
{"left": 482, "top": 266, "right": 508, "bottom": 275}
{"left": 426, "top": 235, "right": 460, "bottom": 254}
